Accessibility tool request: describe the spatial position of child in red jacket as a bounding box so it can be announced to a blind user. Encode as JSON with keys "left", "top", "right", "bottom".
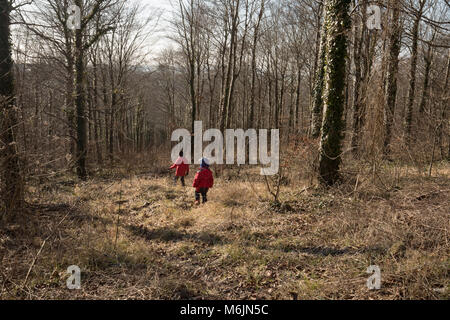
{"left": 170, "top": 151, "right": 189, "bottom": 186}
{"left": 193, "top": 158, "right": 214, "bottom": 204}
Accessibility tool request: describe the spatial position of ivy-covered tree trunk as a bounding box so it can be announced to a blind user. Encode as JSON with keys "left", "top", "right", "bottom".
{"left": 383, "top": 0, "right": 402, "bottom": 157}
{"left": 318, "top": 0, "right": 351, "bottom": 185}
{"left": 311, "top": 1, "right": 327, "bottom": 139}
{"left": 0, "top": 0, "right": 24, "bottom": 219}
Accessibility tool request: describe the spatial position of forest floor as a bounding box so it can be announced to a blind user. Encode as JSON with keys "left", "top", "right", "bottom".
{"left": 1, "top": 160, "right": 449, "bottom": 300}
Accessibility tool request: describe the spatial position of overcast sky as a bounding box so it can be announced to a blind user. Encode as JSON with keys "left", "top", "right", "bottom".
{"left": 142, "top": 0, "right": 172, "bottom": 9}
{"left": 139, "top": 0, "right": 176, "bottom": 58}
{"left": 14, "top": 0, "right": 178, "bottom": 62}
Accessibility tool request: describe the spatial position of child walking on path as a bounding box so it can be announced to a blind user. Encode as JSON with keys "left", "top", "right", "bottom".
{"left": 170, "top": 151, "right": 190, "bottom": 186}
{"left": 193, "top": 158, "right": 214, "bottom": 204}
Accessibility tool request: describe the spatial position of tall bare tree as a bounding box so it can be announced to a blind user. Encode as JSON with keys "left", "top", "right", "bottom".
{"left": 72, "top": 0, "right": 120, "bottom": 179}
{"left": 311, "top": 0, "right": 326, "bottom": 138}
{"left": 383, "top": 0, "right": 402, "bottom": 157}
{"left": 404, "top": 0, "right": 426, "bottom": 145}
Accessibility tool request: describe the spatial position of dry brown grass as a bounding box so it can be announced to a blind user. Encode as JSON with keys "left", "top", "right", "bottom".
{"left": 0, "top": 158, "right": 448, "bottom": 300}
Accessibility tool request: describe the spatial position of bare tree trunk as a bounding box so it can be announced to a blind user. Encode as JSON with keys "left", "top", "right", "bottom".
{"left": 383, "top": 0, "right": 402, "bottom": 157}
{"left": 295, "top": 63, "right": 302, "bottom": 133}
{"left": 101, "top": 65, "right": 109, "bottom": 158}
{"left": 109, "top": 83, "right": 116, "bottom": 162}
{"left": 92, "top": 53, "right": 103, "bottom": 164}
{"left": 288, "top": 68, "right": 295, "bottom": 133}
{"left": 350, "top": 0, "right": 367, "bottom": 156}
{"left": 221, "top": 0, "right": 240, "bottom": 132}
{"left": 419, "top": 44, "right": 432, "bottom": 115}
{"left": 249, "top": 0, "right": 264, "bottom": 129}
{"left": 65, "top": 57, "right": 76, "bottom": 158}
{"left": 311, "top": 1, "right": 327, "bottom": 138}
{"left": 404, "top": 0, "right": 425, "bottom": 145}
{"left": 437, "top": 50, "right": 449, "bottom": 159}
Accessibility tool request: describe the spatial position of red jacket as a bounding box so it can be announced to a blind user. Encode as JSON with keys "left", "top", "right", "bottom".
{"left": 193, "top": 167, "right": 214, "bottom": 191}
{"left": 170, "top": 157, "right": 189, "bottom": 177}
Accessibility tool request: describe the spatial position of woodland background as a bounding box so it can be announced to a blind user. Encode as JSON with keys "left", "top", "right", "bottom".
{"left": 0, "top": 0, "right": 448, "bottom": 300}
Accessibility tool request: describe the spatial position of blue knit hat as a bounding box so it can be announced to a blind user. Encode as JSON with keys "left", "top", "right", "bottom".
{"left": 200, "top": 158, "right": 210, "bottom": 168}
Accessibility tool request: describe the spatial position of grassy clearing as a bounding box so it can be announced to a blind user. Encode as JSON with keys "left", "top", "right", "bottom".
{"left": 0, "top": 161, "right": 449, "bottom": 300}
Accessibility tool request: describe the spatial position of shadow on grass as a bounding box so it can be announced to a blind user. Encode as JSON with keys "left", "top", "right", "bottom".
{"left": 260, "top": 243, "right": 386, "bottom": 257}
{"left": 127, "top": 224, "right": 227, "bottom": 246}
